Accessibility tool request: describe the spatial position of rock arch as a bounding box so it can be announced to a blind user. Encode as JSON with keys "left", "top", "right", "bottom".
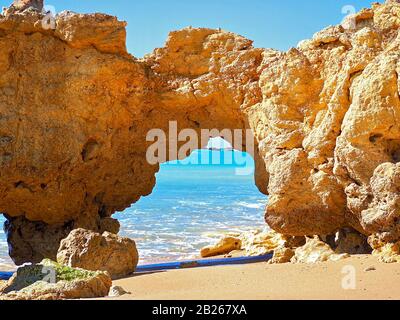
{"left": 0, "top": 11, "right": 270, "bottom": 263}
{"left": 2, "top": 1, "right": 400, "bottom": 264}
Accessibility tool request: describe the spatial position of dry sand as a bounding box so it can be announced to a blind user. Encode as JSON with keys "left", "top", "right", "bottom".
{"left": 0, "top": 263, "right": 14, "bottom": 273}
{"left": 2, "top": 255, "right": 398, "bottom": 300}
{"left": 105, "top": 255, "right": 400, "bottom": 300}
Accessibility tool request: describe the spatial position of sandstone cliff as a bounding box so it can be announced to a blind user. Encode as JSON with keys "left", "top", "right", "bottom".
{"left": 1, "top": 1, "right": 400, "bottom": 263}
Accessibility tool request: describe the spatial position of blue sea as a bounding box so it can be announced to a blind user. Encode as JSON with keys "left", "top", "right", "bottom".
{"left": 0, "top": 149, "right": 268, "bottom": 267}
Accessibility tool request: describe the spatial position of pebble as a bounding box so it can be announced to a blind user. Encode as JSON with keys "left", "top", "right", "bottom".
{"left": 108, "top": 285, "right": 130, "bottom": 297}
{"left": 364, "top": 266, "right": 376, "bottom": 272}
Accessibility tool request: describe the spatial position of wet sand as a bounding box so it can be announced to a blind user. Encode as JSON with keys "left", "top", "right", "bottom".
{"left": 104, "top": 255, "right": 400, "bottom": 300}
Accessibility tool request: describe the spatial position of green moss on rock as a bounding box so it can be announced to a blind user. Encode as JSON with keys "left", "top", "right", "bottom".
{"left": 0, "top": 259, "right": 112, "bottom": 300}
{"left": 2, "top": 259, "right": 105, "bottom": 294}
{"left": 41, "top": 259, "right": 98, "bottom": 282}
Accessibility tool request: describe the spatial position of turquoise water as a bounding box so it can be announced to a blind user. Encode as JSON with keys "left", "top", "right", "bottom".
{"left": 0, "top": 150, "right": 268, "bottom": 266}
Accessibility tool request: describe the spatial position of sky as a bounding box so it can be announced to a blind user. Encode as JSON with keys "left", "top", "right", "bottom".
{"left": 1, "top": 0, "right": 382, "bottom": 57}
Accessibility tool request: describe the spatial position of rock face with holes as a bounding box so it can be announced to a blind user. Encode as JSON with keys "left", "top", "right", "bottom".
{"left": 254, "top": 1, "right": 400, "bottom": 242}
{"left": 1, "top": 1, "right": 400, "bottom": 264}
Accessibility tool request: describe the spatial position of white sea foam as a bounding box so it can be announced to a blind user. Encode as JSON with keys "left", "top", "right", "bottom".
{"left": 177, "top": 200, "right": 210, "bottom": 206}
{"left": 234, "top": 201, "right": 266, "bottom": 209}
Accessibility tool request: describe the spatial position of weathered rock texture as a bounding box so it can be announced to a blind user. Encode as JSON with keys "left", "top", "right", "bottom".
{"left": 1, "top": 1, "right": 400, "bottom": 263}
{"left": 4, "top": 215, "right": 120, "bottom": 265}
{"left": 0, "top": 280, "right": 7, "bottom": 292}
{"left": 291, "top": 237, "right": 350, "bottom": 264}
{"left": 368, "top": 234, "right": 400, "bottom": 263}
{"left": 3, "top": 0, "right": 43, "bottom": 15}
{"left": 57, "top": 229, "right": 139, "bottom": 279}
{"left": 333, "top": 228, "right": 371, "bottom": 255}
{"left": 200, "top": 237, "right": 242, "bottom": 258}
{"left": 0, "top": 259, "right": 111, "bottom": 300}
{"left": 108, "top": 285, "right": 130, "bottom": 297}
{"left": 200, "top": 229, "right": 361, "bottom": 264}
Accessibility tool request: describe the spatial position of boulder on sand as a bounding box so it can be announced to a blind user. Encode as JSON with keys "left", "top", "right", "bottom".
{"left": 57, "top": 229, "right": 139, "bottom": 279}
{"left": 0, "top": 259, "right": 111, "bottom": 300}
{"left": 109, "top": 285, "right": 130, "bottom": 297}
{"left": 268, "top": 247, "right": 295, "bottom": 264}
{"left": 200, "top": 237, "right": 242, "bottom": 258}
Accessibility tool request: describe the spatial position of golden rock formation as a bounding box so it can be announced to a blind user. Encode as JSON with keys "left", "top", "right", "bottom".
{"left": 1, "top": 1, "right": 400, "bottom": 263}
{"left": 200, "top": 237, "right": 242, "bottom": 258}
{"left": 369, "top": 234, "right": 400, "bottom": 263}
{"left": 200, "top": 229, "right": 358, "bottom": 264}
{"left": 57, "top": 229, "right": 139, "bottom": 279}
{"left": 200, "top": 229, "right": 304, "bottom": 260}
{"left": 291, "top": 237, "right": 350, "bottom": 264}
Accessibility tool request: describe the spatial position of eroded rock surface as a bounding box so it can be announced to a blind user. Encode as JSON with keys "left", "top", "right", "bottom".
{"left": 239, "top": 229, "right": 305, "bottom": 257}
{"left": 291, "top": 237, "right": 350, "bottom": 264}
{"left": 252, "top": 0, "right": 400, "bottom": 244}
{"left": 3, "top": 215, "right": 120, "bottom": 264}
{"left": 1, "top": 1, "right": 400, "bottom": 263}
{"left": 0, "top": 3, "right": 267, "bottom": 263}
{"left": 3, "top": 0, "right": 43, "bottom": 15}
{"left": 200, "top": 228, "right": 369, "bottom": 264}
{"left": 200, "top": 229, "right": 306, "bottom": 261}
{"left": 369, "top": 234, "right": 400, "bottom": 263}
{"left": 334, "top": 228, "right": 371, "bottom": 255}
{"left": 0, "top": 259, "right": 111, "bottom": 300}
{"left": 57, "top": 229, "right": 139, "bottom": 279}
{"left": 200, "top": 237, "right": 242, "bottom": 258}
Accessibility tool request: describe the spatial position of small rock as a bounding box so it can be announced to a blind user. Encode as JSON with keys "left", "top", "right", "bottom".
{"left": 364, "top": 266, "right": 376, "bottom": 272}
{"left": 268, "top": 247, "right": 295, "bottom": 264}
{"left": 200, "top": 237, "right": 242, "bottom": 258}
{"left": 109, "top": 285, "right": 130, "bottom": 297}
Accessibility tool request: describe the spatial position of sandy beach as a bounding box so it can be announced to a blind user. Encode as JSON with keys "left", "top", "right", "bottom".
{"left": 100, "top": 255, "right": 400, "bottom": 300}
{"left": 0, "top": 264, "right": 14, "bottom": 273}
{"left": 1, "top": 254, "right": 399, "bottom": 300}
{"left": 3, "top": 0, "right": 400, "bottom": 302}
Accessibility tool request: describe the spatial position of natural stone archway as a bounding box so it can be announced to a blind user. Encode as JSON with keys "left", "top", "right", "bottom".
{"left": 0, "top": 9, "right": 269, "bottom": 264}
{"left": 2, "top": 1, "right": 400, "bottom": 264}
